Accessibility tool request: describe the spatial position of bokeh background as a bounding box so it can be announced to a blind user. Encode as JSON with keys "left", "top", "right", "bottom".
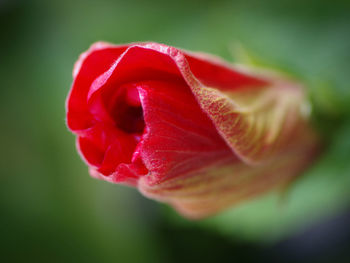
{"left": 1, "top": 0, "right": 350, "bottom": 262}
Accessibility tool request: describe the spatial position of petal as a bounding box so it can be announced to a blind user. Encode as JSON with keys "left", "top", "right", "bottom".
{"left": 89, "top": 161, "right": 147, "bottom": 187}
{"left": 66, "top": 42, "right": 129, "bottom": 131}
{"left": 188, "top": 81, "right": 307, "bottom": 164}
{"left": 138, "top": 125, "right": 319, "bottom": 219}
{"left": 76, "top": 123, "right": 146, "bottom": 185}
{"left": 135, "top": 44, "right": 309, "bottom": 164}
{"left": 76, "top": 123, "right": 137, "bottom": 172}
{"left": 97, "top": 134, "right": 136, "bottom": 175}
{"left": 137, "top": 80, "right": 235, "bottom": 185}
{"left": 171, "top": 47, "right": 309, "bottom": 164}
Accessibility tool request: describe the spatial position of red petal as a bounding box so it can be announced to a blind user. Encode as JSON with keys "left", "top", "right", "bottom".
{"left": 137, "top": 80, "right": 235, "bottom": 185}
{"left": 66, "top": 42, "right": 129, "bottom": 131}
{"left": 139, "top": 126, "right": 319, "bottom": 219}
{"left": 76, "top": 123, "right": 137, "bottom": 175}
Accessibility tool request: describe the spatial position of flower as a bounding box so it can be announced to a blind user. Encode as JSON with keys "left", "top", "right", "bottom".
{"left": 66, "top": 42, "right": 319, "bottom": 219}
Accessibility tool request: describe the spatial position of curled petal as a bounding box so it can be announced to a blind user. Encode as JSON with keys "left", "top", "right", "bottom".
{"left": 66, "top": 42, "right": 129, "bottom": 131}
{"left": 146, "top": 44, "right": 309, "bottom": 164}
{"left": 137, "top": 80, "right": 234, "bottom": 185}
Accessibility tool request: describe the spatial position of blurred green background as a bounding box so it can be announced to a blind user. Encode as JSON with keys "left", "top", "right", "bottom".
{"left": 1, "top": 0, "right": 350, "bottom": 262}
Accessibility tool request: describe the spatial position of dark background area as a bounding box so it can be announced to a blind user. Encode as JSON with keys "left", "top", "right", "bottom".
{"left": 1, "top": 0, "right": 350, "bottom": 262}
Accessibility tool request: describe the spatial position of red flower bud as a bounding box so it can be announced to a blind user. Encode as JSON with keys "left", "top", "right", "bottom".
{"left": 66, "top": 42, "right": 319, "bottom": 218}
